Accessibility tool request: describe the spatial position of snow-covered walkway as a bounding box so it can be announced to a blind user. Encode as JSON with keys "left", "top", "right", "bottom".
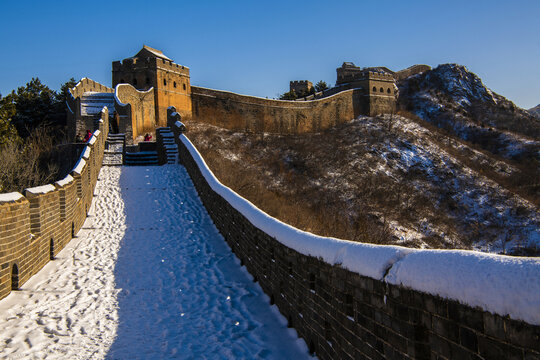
{"left": 0, "top": 166, "right": 310, "bottom": 359}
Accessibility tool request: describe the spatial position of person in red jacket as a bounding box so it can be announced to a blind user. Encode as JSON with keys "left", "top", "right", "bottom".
{"left": 83, "top": 130, "right": 92, "bottom": 142}
{"left": 144, "top": 133, "right": 152, "bottom": 141}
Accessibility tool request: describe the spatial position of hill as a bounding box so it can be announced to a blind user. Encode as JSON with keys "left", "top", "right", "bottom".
{"left": 187, "top": 115, "right": 539, "bottom": 255}
{"left": 397, "top": 64, "right": 540, "bottom": 162}
{"left": 529, "top": 104, "right": 540, "bottom": 118}
{"left": 186, "top": 64, "right": 540, "bottom": 256}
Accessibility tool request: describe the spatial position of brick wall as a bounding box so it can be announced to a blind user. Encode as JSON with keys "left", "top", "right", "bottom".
{"left": 0, "top": 108, "right": 109, "bottom": 300}
{"left": 191, "top": 87, "right": 366, "bottom": 134}
{"left": 115, "top": 83, "right": 155, "bottom": 141}
{"left": 169, "top": 111, "right": 540, "bottom": 359}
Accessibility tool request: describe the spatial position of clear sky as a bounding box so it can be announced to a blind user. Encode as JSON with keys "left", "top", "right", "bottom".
{"left": 1, "top": 0, "right": 539, "bottom": 108}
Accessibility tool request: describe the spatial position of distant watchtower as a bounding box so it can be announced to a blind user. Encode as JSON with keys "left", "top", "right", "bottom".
{"left": 290, "top": 80, "right": 313, "bottom": 95}
{"left": 112, "top": 45, "right": 192, "bottom": 127}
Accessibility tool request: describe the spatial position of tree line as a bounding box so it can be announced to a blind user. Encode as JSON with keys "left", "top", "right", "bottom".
{"left": 0, "top": 77, "right": 77, "bottom": 192}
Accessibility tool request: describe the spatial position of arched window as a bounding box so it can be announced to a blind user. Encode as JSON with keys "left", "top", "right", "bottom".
{"left": 387, "top": 88, "right": 391, "bottom": 94}
{"left": 133, "top": 78, "right": 137, "bottom": 86}
{"left": 183, "top": 84, "right": 186, "bottom": 90}
{"left": 173, "top": 81, "right": 177, "bottom": 88}
{"left": 163, "top": 79, "right": 167, "bottom": 86}
{"left": 372, "top": 86, "right": 377, "bottom": 92}
{"left": 380, "top": 87, "right": 384, "bottom": 92}
{"left": 11, "top": 264, "right": 19, "bottom": 290}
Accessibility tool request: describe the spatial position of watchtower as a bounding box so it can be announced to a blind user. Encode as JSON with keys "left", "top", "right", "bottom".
{"left": 112, "top": 45, "right": 192, "bottom": 127}
{"left": 290, "top": 80, "right": 313, "bottom": 95}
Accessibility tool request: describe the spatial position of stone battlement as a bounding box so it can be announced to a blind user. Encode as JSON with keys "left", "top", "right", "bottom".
{"left": 0, "top": 109, "right": 109, "bottom": 300}
{"left": 167, "top": 109, "right": 540, "bottom": 359}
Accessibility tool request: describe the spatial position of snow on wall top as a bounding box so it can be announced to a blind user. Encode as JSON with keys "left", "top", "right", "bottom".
{"left": 82, "top": 146, "right": 91, "bottom": 159}
{"left": 80, "top": 92, "right": 115, "bottom": 116}
{"left": 180, "top": 135, "right": 411, "bottom": 279}
{"left": 0, "top": 192, "right": 24, "bottom": 203}
{"left": 88, "top": 131, "right": 99, "bottom": 146}
{"left": 72, "top": 159, "right": 86, "bottom": 175}
{"left": 55, "top": 175, "right": 74, "bottom": 188}
{"left": 180, "top": 134, "right": 540, "bottom": 325}
{"left": 25, "top": 184, "right": 56, "bottom": 195}
{"left": 385, "top": 250, "right": 540, "bottom": 325}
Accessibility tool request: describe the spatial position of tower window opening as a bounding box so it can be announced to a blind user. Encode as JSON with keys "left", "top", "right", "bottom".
{"left": 11, "top": 264, "right": 19, "bottom": 290}
{"left": 380, "top": 87, "right": 384, "bottom": 92}
{"left": 183, "top": 83, "right": 186, "bottom": 90}
{"left": 174, "top": 81, "right": 177, "bottom": 88}
{"left": 387, "top": 88, "right": 391, "bottom": 94}
{"left": 164, "top": 79, "right": 167, "bottom": 86}
{"left": 372, "top": 86, "right": 377, "bottom": 92}
{"left": 50, "top": 238, "right": 55, "bottom": 260}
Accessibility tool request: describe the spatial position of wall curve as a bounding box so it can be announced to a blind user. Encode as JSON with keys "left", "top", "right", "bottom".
{"left": 168, "top": 109, "right": 540, "bottom": 359}
{"left": 191, "top": 86, "right": 366, "bottom": 134}
{"left": 115, "top": 84, "right": 155, "bottom": 141}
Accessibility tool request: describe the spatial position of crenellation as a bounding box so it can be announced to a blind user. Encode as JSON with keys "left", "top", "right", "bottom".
{"left": 0, "top": 114, "right": 108, "bottom": 302}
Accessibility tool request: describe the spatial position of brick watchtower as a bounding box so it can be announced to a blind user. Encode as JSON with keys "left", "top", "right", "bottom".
{"left": 112, "top": 45, "right": 192, "bottom": 127}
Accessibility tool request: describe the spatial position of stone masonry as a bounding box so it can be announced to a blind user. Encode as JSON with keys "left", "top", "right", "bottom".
{"left": 169, "top": 108, "right": 540, "bottom": 360}
{"left": 0, "top": 109, "right": 109, "bottom": 300}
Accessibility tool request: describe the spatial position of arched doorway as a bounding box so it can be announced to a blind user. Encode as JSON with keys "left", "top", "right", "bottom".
{"left": 11, "top": 264, "right": 19, "bottom": 290}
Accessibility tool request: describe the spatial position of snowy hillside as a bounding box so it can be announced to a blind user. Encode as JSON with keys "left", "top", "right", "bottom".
{"left": 187, "top": 116, "right": 540, "bottom": 256}
{"left": 530, "top": 104, "right": 540, "bottom": 118}
{"left": 398, "top": 64, "right": 540, "bottom": 162}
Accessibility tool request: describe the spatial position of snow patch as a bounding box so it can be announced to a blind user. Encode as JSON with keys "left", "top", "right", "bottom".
{"left": 55, "top": 175, "right": 74, "bottom": 188}
{"left": 25, "top": 184, "right": 56, "bottom": 195}
{"left": 0, "top": 192, "right": 24, "bottom": 203}
{"left": 82, "top": 146, "right": 91, "bottom": 159}
{"left": 386, "top": 250, "right": 540, "bottom": 325}
{"left": 72, "top": 159, "right": 86, "bottom": 175}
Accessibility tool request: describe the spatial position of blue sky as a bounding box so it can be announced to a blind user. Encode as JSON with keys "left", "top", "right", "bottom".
{"left": 1, "top": 0, "right": 539, "bottom": 108}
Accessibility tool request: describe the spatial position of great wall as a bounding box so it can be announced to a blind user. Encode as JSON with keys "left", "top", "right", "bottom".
{"left": 1, "top": 46, "right": 539, "bottom": 359}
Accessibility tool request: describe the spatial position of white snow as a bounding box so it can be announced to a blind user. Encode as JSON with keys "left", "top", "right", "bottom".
{"left": 0, "top": 166, "right": 311, "bottom": 359}
{"left": 0, "top": 192, "right": 24, "bottom": 202}
{"left": 82, "top": 146, "right": 91, "bottom": 160}
{"left": 88, "top": 134, "right": 98, "bottom": 146}
{"left": 386, "top": 250, "right": 540, "bottom": 325}
{"left": 55, "top": 175, "right": 74, "bottom": 188}
{"left": 72, "top": 159, "right": 86, "bottom": 175}
{"left": 25, "top": 184, "right": 56, "bottom": 195}
{"left": 180, "top": 134, "right": 540, "bottom": 325}
{"left": 180, "top": 134, "right": 411, "bottom": 280}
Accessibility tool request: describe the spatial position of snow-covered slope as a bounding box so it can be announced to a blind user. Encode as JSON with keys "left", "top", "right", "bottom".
{"left": 398, "top": 64, "right": 540, "bottom": 161}
{"left": 529, "top": 103, "right": 540, "bottom": 118}
{"left": 188, "top": 118, "right": 540, "bottom": 255}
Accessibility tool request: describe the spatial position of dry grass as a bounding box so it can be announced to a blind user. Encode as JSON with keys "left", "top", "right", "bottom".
{"left": 0, "top": 128, "right": 65, "bottom": 193}
{"left": 186, "top": 115, "right": 539, "bottom": 255}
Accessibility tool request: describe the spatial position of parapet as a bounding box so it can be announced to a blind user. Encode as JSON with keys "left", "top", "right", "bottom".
{"left": 69, "top": 78, "right": 113, "bottom": 100}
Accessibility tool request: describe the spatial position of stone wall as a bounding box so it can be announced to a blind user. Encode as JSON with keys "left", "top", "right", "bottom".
{"left": 0, "top": 108, "right": 109, "bottom": 301}
{"left": 168, "top": 111, "right": 540, "bottom": 359}
{"left": 191, "top": 87, "right": 365, "bottom": 134}
{"left": 394, "top": 65, "right": 432, "bottom": 81}
{"left": 67, "top": 78, "right": 113, "bottom": 141}
{"left": 115, "top": 84, "right": 155, "bottom": 142}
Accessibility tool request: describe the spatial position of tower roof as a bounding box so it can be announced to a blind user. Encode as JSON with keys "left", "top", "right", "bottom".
{"left": 134, "top": 45, "right": 173, "bottom": 62}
